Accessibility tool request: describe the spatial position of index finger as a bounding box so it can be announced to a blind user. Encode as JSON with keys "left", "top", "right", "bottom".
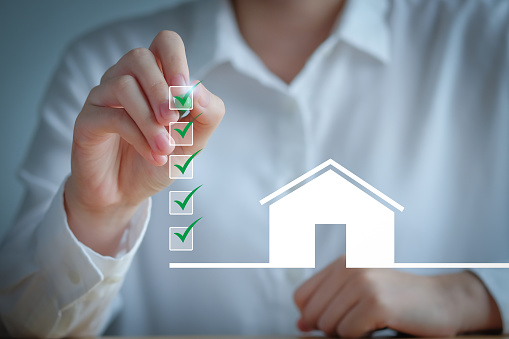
{"left": 149, "top": 30, "right": 190, "bottom": 87}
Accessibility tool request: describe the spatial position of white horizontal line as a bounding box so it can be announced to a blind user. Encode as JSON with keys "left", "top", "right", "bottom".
{"left": 170, "top": 262, "right": 509, "bottom": 269}
{"left": 371, "top": 263, "right": 509, "bottom": 269}
{"left": 170, "top": 263, "right": 284, "bottom": 268}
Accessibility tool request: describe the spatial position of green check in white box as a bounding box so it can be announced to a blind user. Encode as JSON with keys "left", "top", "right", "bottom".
{"left": 169, "top": 86, "right": 194, "bottom": 111}
{"left": 169, "top": 155, "right": 194, "bottom": 179}
{"left": 170, "top": 121, "right": 193, "bottom": 146}
{"left": 169, "top": 191, "right": 194, "bottom": 215}
{"left": 169, "top": 227, "right": 193, "bottom": 251}
{"left": 169, "top": 149, "right": 201, "bottom": 179}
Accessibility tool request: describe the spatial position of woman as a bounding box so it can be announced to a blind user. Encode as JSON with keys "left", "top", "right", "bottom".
{"left": 1, "top": 0, "right": 508, "bottom": 337}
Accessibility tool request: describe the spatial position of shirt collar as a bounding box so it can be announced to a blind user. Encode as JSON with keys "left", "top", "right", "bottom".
{"left": 187, "top": 0, "right": 293, "bottom": 90}
{"left": 333, "top": 0, "right": 392, "bottom": 64}
{"left": 187, "top": 0, "right": 392, "bottom": 81}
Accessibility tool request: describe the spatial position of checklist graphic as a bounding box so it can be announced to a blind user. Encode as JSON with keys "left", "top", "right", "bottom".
{"left": 169, "top": 81, "right": 201, "bottom": 113}
{"left": 169, "top": 82, "right": 203, "bottom": 252}
{"left": 169, "top": 185, "right": 202, "bottom": 215}
{"left": 170, "top": 227, "right": 193, "bottom": 251}
{"left": 169, "top": 216, "right": 202, "bottom": 251}
{"left": 169, "top": 149, "right": 201, "bottom": 179}
{"left": 170, "top": 113, "right": 202, "bottom": 146}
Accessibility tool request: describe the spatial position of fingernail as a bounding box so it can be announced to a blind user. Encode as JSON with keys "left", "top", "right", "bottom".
{"left": 168, "top": 110, "right": 180, "bottom": 122}
{"left": 160, "top": 101, "right": 171, "bottom": 120}
{"left": 297, "top": 318, "right": 311, "bottom": 332}
{"left": 197, "top": 84, "right": 210, "bottom": 107}
{"left": 159, "top": 101, "right": 180, "bottom": 123}
{"left": 151, "top": 151, "right": 167, "bottom": 166}
{"left": 155, "top": 132, "right": 170, "bottom": 154}
{"left": 171, "top": 74, "right": 186, "bottom": 86}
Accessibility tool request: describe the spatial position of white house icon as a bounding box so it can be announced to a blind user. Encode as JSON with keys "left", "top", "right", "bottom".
{"left": 170, "top": 159, "right": 509, "bottom": 269}
{"left": 258, "top": 159, "right": 403, "bottom": 269}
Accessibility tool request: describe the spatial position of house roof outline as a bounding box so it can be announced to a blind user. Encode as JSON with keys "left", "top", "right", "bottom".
{"left": 259, "top": 159, "right": 405, "bottom": 212}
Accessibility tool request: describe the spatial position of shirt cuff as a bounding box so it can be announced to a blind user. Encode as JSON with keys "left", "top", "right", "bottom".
{"left": 78, "top": 197, "right": 151, "bottom": 276}
{"left": 469, "top": 268, "right": 509, "bottom": 334}
{"left": 35, "top": 180, "right": 151, "bottom": 310}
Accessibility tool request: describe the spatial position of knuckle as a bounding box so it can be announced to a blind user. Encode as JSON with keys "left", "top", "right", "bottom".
{"left": 302, "top": 307, "right": 319, "bottom": 327}
{"left": 88, "top": 85, "right": 101, "bottom": 99}
{"left": 100, "top": 65, "right": 115, "bottom": 84}
{"left": 126, "top": 47, "right": 152, "bottom": 61}
{"left": 293, "top": 289, "right": 305, "bottom": 308}
{"left": 336, "top": 323, "right": 349, "bottom": 337}
{"left": 73, "top": 109, "right": 101, "bottom": 150}
{"left": 317, "top": 317, "right": 333, "bottom": 335}
{"left": 72, "top": 115, "right": 88, "bottom": 148}
{"left": 337, "top": 323, "right": 357, "bottom": 338}
{"left": 113, "top": 75, "right": 136, "bottom": 94}
{"left": 355, "top": 270, "right": 375, "bottom": 289}
{"left": 370, "top": 294, "right": 391, "bottom": 318}
{"left": 149, "top": 78, "right": 168, "bottom": 93}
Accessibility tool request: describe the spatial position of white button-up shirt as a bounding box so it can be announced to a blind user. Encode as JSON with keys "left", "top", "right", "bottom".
{"left": 1, "top": 0, "right": 508, "bottom": 337}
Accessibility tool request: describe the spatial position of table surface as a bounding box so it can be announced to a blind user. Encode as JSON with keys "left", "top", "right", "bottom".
{"left": 90, "top": 336, "right": 509, "bottom": 339}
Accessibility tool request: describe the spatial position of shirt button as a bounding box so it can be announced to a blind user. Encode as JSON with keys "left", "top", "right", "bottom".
{"left": 286, "top": 268, "right": 305, "bottom": 284}
{"left": 68, "top": 270, "right": 81, "bottom": 284}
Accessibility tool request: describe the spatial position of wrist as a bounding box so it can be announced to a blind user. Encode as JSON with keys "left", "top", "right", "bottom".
{"left": 64, "top": 177, "right": 140, "bottom": 256}
{"left": 437, "top": 271, "right": 502, "bottom": 334}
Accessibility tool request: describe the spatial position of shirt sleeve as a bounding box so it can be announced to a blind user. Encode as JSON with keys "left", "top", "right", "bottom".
{"left": 0, "top": 179, "right": 150, "bottom": 337}
{"left": 0, "top": 38, "right": 149, "bottom": 337}
{"left": 469, "top": 268, "right": 509, "bottom": 334}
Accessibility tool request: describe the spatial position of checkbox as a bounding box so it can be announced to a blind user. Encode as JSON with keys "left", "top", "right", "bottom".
{"left": 170, "top": 121, "right": 193, "bottom": 146}
{"left": 169, "top": 86, "right": 194, "bottom": 111}
{"left": 169, "top": 191, "right": 194, "bottom": 215}
{"left": 170, "top": 155, "right": 194, "bottom": 179}
{"left": 169, "top": 149, "right": 201, "bottom": 179}
{"left": 169, "top": 227, "right": 193, "bottom": 251}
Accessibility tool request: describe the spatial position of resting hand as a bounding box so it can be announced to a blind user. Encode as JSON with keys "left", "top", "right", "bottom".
{"left": 294, "top": 255, "right": 502, "bottom": 337}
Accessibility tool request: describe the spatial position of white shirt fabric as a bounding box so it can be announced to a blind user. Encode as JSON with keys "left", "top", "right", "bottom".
{"left": 1, "top": 0, "right": 508, "bottom": 336}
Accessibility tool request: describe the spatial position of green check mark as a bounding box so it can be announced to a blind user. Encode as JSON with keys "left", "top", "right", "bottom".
{"left": 174, "top": 185, "right": 202, "bottom": 210}
{"left": 174, "top": 149, "right": 202, "bottom": 175}
{"left": 173, "top": 81, "right": 202, "bottom": 111}
{"left": 174, "top": 217, "right": 202, "bottom": 242}
{"left": 173, "top": 113, "right": 203, "bottom": 139}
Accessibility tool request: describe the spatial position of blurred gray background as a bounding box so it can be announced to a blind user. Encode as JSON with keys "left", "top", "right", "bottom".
{"left": 0, "top": 0, "right": 183, "bottom": 239}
